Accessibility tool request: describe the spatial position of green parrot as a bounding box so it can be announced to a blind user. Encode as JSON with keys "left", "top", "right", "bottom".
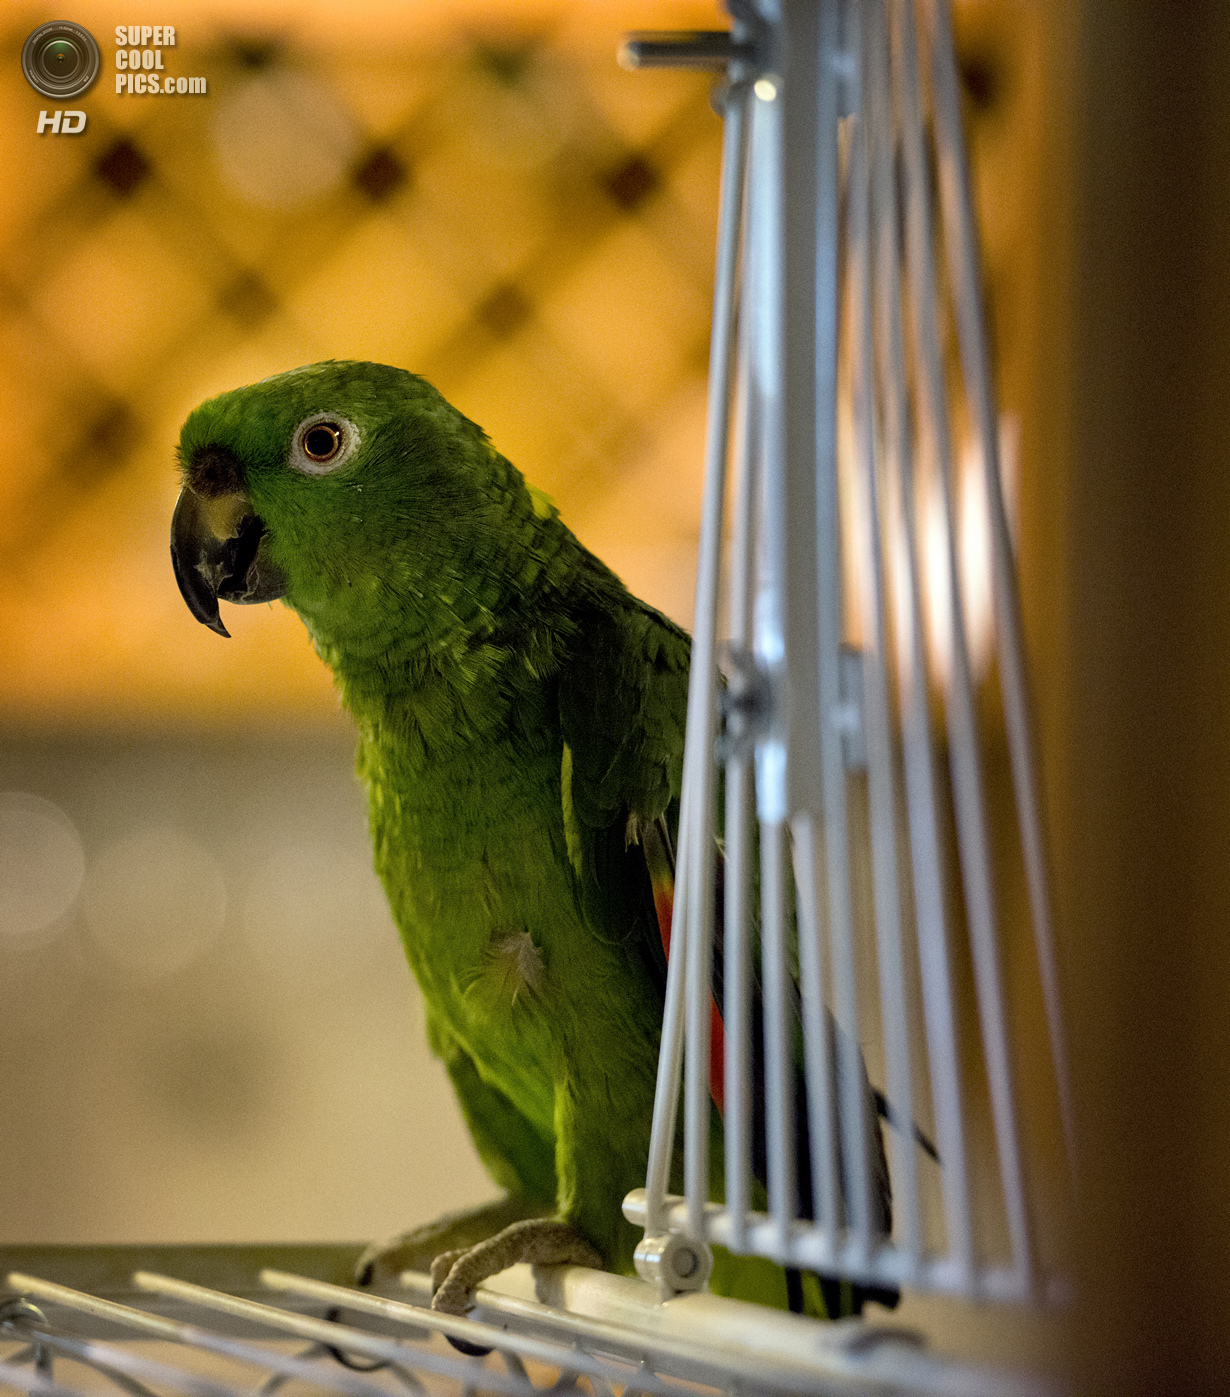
{"left": 170, "top": 360, "right": 895, "bottom": 1321}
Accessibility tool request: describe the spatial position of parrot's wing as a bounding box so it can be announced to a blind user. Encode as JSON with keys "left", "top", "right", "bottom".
{"left": 557, "top": 581, "right": 897, "bottom": 1316}
{"left": 556, "top": 585, "right": 689, "bottom": 991}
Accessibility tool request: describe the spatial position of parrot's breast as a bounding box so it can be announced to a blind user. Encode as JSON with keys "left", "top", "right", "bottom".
{"left": 360, "top": 729, "right": 657, "bottom": 1147}
{"left": 345, "top": 623, "right": 674, "bottom": 1272}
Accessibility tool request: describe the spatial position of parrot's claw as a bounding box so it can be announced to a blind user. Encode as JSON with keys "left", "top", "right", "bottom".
{"left": 355, "top": 1195, "right": 552, "bottom": 1289}
{"left": 429, "top": 1218, "right": 603, "bottom": 1318}
{"left": 428, "top": 1247, "right": 467, "bottom": 1295}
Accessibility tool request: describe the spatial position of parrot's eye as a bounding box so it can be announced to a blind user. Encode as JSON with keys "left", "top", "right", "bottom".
{"left": 288, "top": 412, "right": 361, "bottom": 476}
{"left": 302, "top": 423, "right": 341, "bottom": 461}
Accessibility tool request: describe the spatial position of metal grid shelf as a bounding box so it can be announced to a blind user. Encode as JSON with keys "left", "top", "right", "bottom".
{"left": 1, "top": 1245, "right": 1055, "bottom": 1397}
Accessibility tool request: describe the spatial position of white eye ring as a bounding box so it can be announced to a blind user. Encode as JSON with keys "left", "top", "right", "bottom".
{"left": 288, "top": 412, "right": 361, "bottom": 476}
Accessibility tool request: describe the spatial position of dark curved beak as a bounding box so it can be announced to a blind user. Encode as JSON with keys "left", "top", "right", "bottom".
{"left": 171, "top": 487, "right": 287, "bottom": 638}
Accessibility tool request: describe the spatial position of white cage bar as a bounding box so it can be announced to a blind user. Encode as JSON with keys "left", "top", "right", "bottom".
{"left": 0, "top": 1245, "right": 1058, "bottom": 1397}
{"left": 624, "top": 0, "right": 1073, "bottom": 1306}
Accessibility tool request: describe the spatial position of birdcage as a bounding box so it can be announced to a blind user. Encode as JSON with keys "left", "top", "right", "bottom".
{"left": 1, "top": 2, "right": 1070, "bottom": 1393}
{"left": 620, "top": 0, "right": 1074, "bottom": 1309}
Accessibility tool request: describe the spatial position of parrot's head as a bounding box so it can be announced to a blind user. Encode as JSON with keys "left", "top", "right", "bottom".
{"left": 172, "top": 361, "right": 547, "bottom": 646}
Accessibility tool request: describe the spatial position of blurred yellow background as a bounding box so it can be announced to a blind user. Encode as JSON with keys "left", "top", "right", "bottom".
{"left": 1, "top": 0, "right": 733, "bottom": 728}
{"left": 7, "top": 0, "right": 1230, "bottom": 1389}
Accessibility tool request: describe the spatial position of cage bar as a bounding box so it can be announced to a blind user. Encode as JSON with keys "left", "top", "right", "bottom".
{"left": 628, "top": 0, "right": 1071, "bottom": 1305}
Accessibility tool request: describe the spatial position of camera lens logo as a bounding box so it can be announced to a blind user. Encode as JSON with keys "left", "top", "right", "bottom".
{"left": 22, "top": 21, "right": 100, "bottom": 99}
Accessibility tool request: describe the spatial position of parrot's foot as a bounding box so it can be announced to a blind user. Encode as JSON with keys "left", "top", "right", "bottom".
{"left": 429, "top": 1218, "right": 603, "bottom": 1318}
{"left": 355, "top": 1195, "right": 552, "bottom": 1289}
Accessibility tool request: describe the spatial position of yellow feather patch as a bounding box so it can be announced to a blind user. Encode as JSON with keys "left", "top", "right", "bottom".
{"left": 526, "top": 482, "right": 557, "bottom": 520}
{"left": 560, "top": 742, "right": 584, "bottom": 878}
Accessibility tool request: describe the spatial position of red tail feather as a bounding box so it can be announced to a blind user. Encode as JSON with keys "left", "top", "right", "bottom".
{"left": 651, "top": 878, "right": 726, "bottom": 1114}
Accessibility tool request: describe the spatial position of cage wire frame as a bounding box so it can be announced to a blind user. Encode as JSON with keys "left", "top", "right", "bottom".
{"left": 0, "top": 1244, "right": 1058, "bottom": 1397}
{"left": 622, "top": 0, "right": 1074, "bottom": 1306}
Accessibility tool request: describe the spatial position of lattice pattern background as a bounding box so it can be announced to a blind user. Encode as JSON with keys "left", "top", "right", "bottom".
{"left": 1, "top": 0, "right": 731, "bottom": 725}
{"left": 0, "top": 0, "right": 1038, "bottom": 730}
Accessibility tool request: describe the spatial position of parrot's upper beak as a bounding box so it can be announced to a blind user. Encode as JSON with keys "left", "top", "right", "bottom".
{"left": 171, "top": 480, "right": 287, "bottom": 638}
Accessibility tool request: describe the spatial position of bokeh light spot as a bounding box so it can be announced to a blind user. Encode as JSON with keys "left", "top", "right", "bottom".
{"left": 244, "top": 843, "right": 394, "bottom": 988}
{"left": 212, "top": 71, "right": 361, "bottom": 208}
{"left": 0, "top": 792, "right": 86, "bottom": 939}
{"left": 83, "top": 829, "right": 226, "bottom": 978}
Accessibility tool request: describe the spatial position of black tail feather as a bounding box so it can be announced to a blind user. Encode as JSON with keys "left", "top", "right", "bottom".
{"left": 872, "top": 1087, "right": 940, "bottom": 1164}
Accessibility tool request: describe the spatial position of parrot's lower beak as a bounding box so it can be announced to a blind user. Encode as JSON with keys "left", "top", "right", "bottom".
{"left": 171, "top": 486, "right": 287, "bottom": 638}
